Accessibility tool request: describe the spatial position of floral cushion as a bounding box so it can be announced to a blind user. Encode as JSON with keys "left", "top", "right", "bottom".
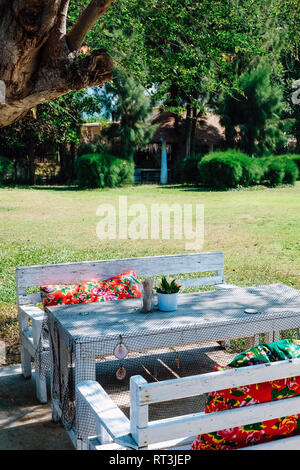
{"left": 191, "top": 340, "right": 300, "bottom": 450}
{"left": 40, "top": 270, "right": 142, "bottom": 308}
{"left": 40, "top": 283, "right": 82, "bottom": 307}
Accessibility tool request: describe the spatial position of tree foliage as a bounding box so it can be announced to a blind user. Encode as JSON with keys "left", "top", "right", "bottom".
{"left": 97, "top": 68, "right": 156, "bottom": 159}
{"left": 218, "top": 64, "right": 292, "bottom": 156}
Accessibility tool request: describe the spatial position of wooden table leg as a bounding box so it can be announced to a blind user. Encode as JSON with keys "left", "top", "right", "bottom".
{"left": 75, "top": 343, "right": 96, "bottom": 450}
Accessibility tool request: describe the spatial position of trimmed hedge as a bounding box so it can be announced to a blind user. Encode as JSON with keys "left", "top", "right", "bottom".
{"left": 260, "top": 156, "right": 299, "bottom": 186}
{"left": 75, "top": 152, "right": 135, "bottom": 188}
{"left": 197, "top": 150, "right": 262, "bottom": 189}
{"left": 281, "top": 158, "right": 299, "bottom": 184}
{"left": 196, "top": 151, "right": 299, "bottom": 189}
{"left": 284, "top": 154, "right": 300, "bottom": 180}
{"left": 0, "top": 155, "right": 13, "bottom": 184}
{"left": 261, "top": 157, "right": 285, "bottom": 186}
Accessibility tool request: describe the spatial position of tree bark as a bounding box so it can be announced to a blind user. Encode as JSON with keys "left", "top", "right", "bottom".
{"left": 0, "top": 0, "right": 114, "bottom": 128}
{"left": 190, "top": 107, "right": 197, "bottom": 156}
{"left": 185, "top": 103, "right": 192, "bottom": 158}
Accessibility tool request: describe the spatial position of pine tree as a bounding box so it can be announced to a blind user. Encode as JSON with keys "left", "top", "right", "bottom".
{"left": 97, "top": 68, "right": 156, "bottom": 160}
{"left": 219, "top": 64, "right": 289, "bottom": 156}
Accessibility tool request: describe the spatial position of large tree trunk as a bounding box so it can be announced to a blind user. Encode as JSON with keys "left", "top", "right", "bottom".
{"left": 0, "top": 0, "right": 114, "bottom": 128}
{"left": 185, "top": 103, "right": 192, "bottom": 158}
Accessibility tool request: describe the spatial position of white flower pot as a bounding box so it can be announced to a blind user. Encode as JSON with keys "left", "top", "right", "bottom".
{"left": 157, "top": 292, "right": 178, "bottom": 311}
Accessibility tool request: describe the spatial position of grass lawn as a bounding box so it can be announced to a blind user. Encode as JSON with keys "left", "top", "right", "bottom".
{"left": 0, "top": 183, "right": 300, "bottom": 363}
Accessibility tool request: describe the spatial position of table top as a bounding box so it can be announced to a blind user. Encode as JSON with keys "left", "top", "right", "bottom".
{"left": 46, "top": 284, "right": 300, "bottom": 343}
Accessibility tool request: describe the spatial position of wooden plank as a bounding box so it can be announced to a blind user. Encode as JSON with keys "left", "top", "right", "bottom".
{"left": 136, "top": 359, "right": 300, "bottom": 405}
{"left": 89, "top": 435, "right": 195, "bottom": 451}
{"left": 139, "top": 395, "right": 300, "bottom": 445}
{"left": 20, "top": 331, "right": 36, "bottom": 357}
{"left": 180, "top": 275, "right": 223, "bottom": 288}
{"left": 130, "top": 376, "right": 149, "bottom": 448}
{"left": 76, "top": 380, "right": 130, "bottom": 441}
{"left": 16, "top": 252, "right": 224, "bottom": 288}
{"left": 18, "top": 293, "right": 42, "bottom": 305}
{"left": 19, "top": 304, "right": 45, "bottom": 321}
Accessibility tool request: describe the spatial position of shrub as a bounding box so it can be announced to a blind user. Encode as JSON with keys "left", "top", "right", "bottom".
{"left": 281, "top": 158, "right": 299, "bottom": 185}
{"left": 260, "top": 155, "right": 299, "bottom": 186}
{"left": 261, "top": 157, "right": 285, "bottom": 187}
{"left": 182, "top": 154, "right": 203, "bottom": 184}
{"left": 197, "top": 150, "right": 261, "bottom": 189}
{"left": 75, "top": 152, "right": 134, "bottom": 188}
{"left": 0, "top": 155, "right": 13, "bottom": 184}
{"left": 77, "top": 143, "right": 97, "bottom": 157}
{"left": 284, "top": 154, "right": 300, "bottom": 180}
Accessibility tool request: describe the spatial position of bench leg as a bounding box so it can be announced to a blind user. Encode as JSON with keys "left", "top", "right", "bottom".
{"left": 246, "top": 335, "right": 259, "bottom": 350}
{"left": 265, "top": 331, "right": 280, "bottom": 343}
{"left": 21, "top": 346, "right": 32, "bottom": 379}
{"left": 35, "top": 372, "right": 47, "bottom": 403}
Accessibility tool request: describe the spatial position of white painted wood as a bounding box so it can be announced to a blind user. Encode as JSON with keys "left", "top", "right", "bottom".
{"left": 16, "top": 252, "right": 224, "bottom": 288}
{"left": 76, "top": 381, "right": 130, "bottom": 441}
{"left": 20, "top": 345, "right": 32, "bottom": 379}
{"left": 16, "top": 252, "right": 225, "bottom": 404}
{"left": 18, "top": 293, "right": 42, "bottom": 305}
{"left": 79, "top": 357, "right": 300, "bottom": 451}
{"left": 135, "top": 359, "right": 300, "bottom": 405}
{"left": 140, "top": 395, "right": 300, "bottom": 445}
{"left": 216, "top": 283, "right": 237, "bottom": 289}
{"left": 130, "top": 376, "right": 149, "bottom": 448}
{"left": 51, "top": 397, "right": 62, "bottom": 423}
{"left": 75, "top": 344, "right": 97, "bottom": 444}
{"left": 180, "top": 275, "right": 223, "bottom": 288}
{"left": 88, "top": 436, "right": 195, "bottom": 451}
{"left": 35, "top": 373, "right": 47, "bottom": 404}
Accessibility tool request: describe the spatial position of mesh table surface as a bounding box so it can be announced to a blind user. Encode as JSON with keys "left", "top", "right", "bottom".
{"left": 47, "top": 284, "right": 300, "bottom": 344}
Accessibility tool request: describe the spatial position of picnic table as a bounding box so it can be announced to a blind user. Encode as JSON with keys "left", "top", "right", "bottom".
{"left": 46, "top": 283, "right": 300, "bottom": 449}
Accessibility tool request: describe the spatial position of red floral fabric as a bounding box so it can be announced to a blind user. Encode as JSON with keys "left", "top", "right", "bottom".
{"left": 40, "top": 270, "right": 141, "bottom": 308}
{"left": 191, "top": 340, "right": 300, "bottom": 450}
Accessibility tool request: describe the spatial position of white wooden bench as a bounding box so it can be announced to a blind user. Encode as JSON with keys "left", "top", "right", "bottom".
{"left": 15, "top": 251, "right": 250, "bottom": 404}
{"left": 77, "top": 358, "right": 300, "bottom": 451}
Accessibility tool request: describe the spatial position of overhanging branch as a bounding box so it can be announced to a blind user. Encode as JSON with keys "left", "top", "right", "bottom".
{"left": 66, "top": 0, "right": 114, "bottom": 52}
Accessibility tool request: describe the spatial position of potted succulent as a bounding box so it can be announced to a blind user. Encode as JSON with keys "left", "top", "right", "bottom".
{"left": 155, "top": 276, "right": 181, "bottom": 311}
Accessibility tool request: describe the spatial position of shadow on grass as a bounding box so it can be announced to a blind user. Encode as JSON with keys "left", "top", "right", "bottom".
{"left": 0, "top": 184, "right": 80, "bottom": 191}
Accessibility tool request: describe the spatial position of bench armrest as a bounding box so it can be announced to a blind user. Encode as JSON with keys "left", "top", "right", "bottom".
{"left": 76, "top": 380, "right": 134, "bottom": 447}
{"left": 19, "top": 304, "right": 46, "bottom": 348}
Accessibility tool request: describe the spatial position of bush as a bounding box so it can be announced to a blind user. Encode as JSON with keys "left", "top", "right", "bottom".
{"left": 261, "top": 157, "right": 285, "bottom": 186}
{"left": 260, "top": 155, "right": 298, "bottom": 186}
{"left": 197, "top": 150, "right": 261, "bottom": 189}
{"left": 77, "top": 143, "right": 98, "bottom": 157}
{"left": 75, "top": 152, "right": 134, "bottom": 188}
{"left": 0, "top": 155, "right": 13, "bottom": 184}
{"left": 182, "top": 154, "right": 203, "bottom": 184}
{"left": 281, "top": 158, "right": 299, "bottom": 185}
{"left": 284, "top": 154, "right": 300, "bottom": 180}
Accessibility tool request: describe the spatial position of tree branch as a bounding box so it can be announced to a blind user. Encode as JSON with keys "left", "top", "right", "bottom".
{"left": 43, "top": 0, "right": 70, "bottom": 57}
{"left": 66, "top": 0, "right": 114, "bottom": 52}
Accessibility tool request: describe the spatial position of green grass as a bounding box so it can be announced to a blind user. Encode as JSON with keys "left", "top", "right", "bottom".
{"left": 0, "top": 183, "right": 300, "bottom": 363}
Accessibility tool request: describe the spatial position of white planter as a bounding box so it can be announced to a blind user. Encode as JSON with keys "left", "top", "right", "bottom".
{"left": 157, "top": 292, "right": 178, "bottom": 312}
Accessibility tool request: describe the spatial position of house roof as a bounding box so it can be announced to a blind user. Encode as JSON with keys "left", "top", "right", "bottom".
{"left": 150, "top": 110, "right": 225, "bottom": 145}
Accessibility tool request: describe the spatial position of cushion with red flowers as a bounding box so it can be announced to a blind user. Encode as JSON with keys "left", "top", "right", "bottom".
{"left": 191, "top": 339, "right": 300, "bottom": 450}
{"left": 103, "top": 270, "right": 142, "bottom": 300}
{"left": 40, "top": 283, "right": 82, "bottom": 307}
{"left": 40, "top": 270, "right": 142, "bottom": 308}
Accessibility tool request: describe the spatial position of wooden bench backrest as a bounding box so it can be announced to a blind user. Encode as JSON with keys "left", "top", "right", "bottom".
{"left": 16, "top": 251, "right": 225, "bottom": 306}
{"left": 129, "top": 358, "right": 300, "bottom": 448}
